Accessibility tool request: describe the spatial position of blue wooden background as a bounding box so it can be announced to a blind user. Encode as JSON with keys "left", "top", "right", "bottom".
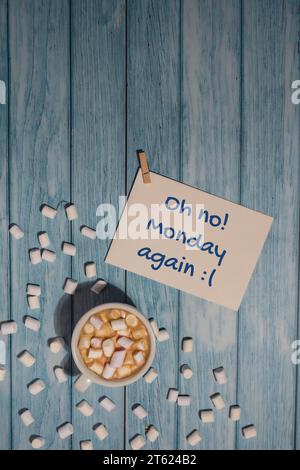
{"left": 0, "top": 0, "right": 299, "bottom": 450}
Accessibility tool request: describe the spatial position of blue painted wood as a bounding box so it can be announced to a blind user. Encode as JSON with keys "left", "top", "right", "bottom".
{"left": 0, "top": 0, "right": 11, "bottom": 451}
{"left": 71, "top": 0, "right": 126, "bottom": 450}
{"left": 180, "top": 0, "right": 241, "bottom": 450}
{"left": 9, "top": 0, "right": 71, "bottom": 450}
{"left": 238, "top": 0, "right": 300, "bottom": 450}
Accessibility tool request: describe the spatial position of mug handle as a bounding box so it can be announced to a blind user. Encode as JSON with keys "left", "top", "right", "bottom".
{"left": 74, "top": 374, "right": 92, "bottom": 393}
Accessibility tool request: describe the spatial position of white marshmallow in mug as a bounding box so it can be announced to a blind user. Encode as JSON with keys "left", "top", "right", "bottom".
{"left": 28, "top": 379, "right": 45, "bottom": 395}
{"left": 182, "top": 337, "right": 193, "bottom": 352}
{"left": 229, "top": 405, "right": 241, "bottom": 421}
{"left": 102, "top": 338, "right": 115, "bottom": 358}
{"left": 29, "top": 248, "right": 42, "bottom": 265}
{"left": 199, "top": 409, "right": 214, "bottom": 423}
{"left": 38, "top": 231, "right": 50, "bottom": 248}
{"left": 167, "top": 388, "right": 179, "bottom": 403}
{"left": 91, "top": 279, "right": 107, "bottom": 294}
{"left": 24, "top": 316, "right": 40, "bottom": 332}
{"left": 49, "top": 337, "right": 65, "bottom": 353}
{"left": 132, "top": 404, "right": 148, "bottom": 420}
{"left": 80, "top": 440, "right": 93, "bottom": 450}
{"left": 90, "top": 337, "right": 102, "bottom": 348}
{"left": 26, "top": 283, "right": 41, "bottom": 297}
{"left": 63, "top": 278, "right": 78, "bottom": 295}
{"left": 65, "top": 203, "right": 78, "bottom": 221}
{"left": 99, "top": 396, "right": 116, "bottom": 412}
{"left": 177, "top": 395, "right": 191, "bottom": 407}
{"left": 102, "top": 364, "right": 116, "bottom": 380}
{"left": 210, "top": 393, "right": 225, "bottom": 410}
{"left": 1, "top": 321, "right": 17, "bottom": 335}
{"left": 89, "top": 315, "right": 103, "bottom": 330}
{"left": 27, "top": 295, "right": 40, "bottom": 310}
{"left": 94, "top": 423, "right": 108, "bottom": 441}
{"left": 18, "top": 350, "right": 36, "bottom": 367}
{"left": 213, "top": 366, "right": 227, "bottom": 385}
{"left": 62, "top": 242, "right": 76, "bottom": 256}
{"left": 186, "top": 430, "right": 202, "bottom": 447}
{"left": 157, "top": 328, "right": 169, "bottom": 342}
{"left": 74, "top": 374, "right": 91, "bottom": 393}
{"left": 31, "top": 436, "right": 45, "bottom": 449}
{"left": 85, "top": 262, "right": 96, "bottom": 278}
{"left": 41, "top": 249, "right": 56, "bottom": 263}
{"left": 110, "top": 350, "right": 126, "bottom": 368}
{"left": 130, "top": 434, "right": 146, "bottom": 450}
{"left": 88, "top": 348, "right": 103, "bottom": 359}
{"left": 146, "top": 425, "right": 159, "bottom": 443}
{"left": 133, "top": 351, "right": 145, "bottom": 366}
{"left": 143, "top": 367, "right": 158, "bottom": 384}
{"left": 54, "top": 367, "right": 68, "bottom": 383}
{"left": 41, "top": 204, "right": 57, "bottom": 219}
{"left": 117, "top": 336, "right": 133, "bottom": 349}
{"left": 180, "top": 364, "right": 193, "bottom": 379}
{"left": 20, "top": 409, "right": 35, "bottom": 427}
{"left": 80, "top": 225, "right": 97, "bottom": 240}
{"left": 76, "top": 400, "right": 94, "bottom": 417}
{"left": 111, "top": 318, "right": 126, "bottom": 331}
{"left": 0, "top": 366, "right": 6, "bottom": 381}
{"left": 57, "top": 422, "right": 74, "bottom": 440}
{"left": 89, "top": 362, "right": 103, "bottom": 375}
{"left": 9, "top": 224, "right": 24, "bottom": 239}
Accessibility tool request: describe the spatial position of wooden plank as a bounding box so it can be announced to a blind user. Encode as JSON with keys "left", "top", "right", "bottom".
{"left": 9, "top": 0, "right": 71, "bottom": 450}
{"left": 71, "top": 0, "right": 126, "bottom": 450}
{"left": 0, "top": 0, "right": 11, "bottom": 451}
{"left": 238, "top": 0, "right": 299, "bottom": 450}
{"left": 180, "top": 0, "right": 241, "bottom": 449}
{"left": 126, "top": 0, "right": 181, "bottom": 450}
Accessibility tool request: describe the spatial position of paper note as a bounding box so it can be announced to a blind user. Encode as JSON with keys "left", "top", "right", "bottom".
{"left": 106, "top": 170, "right": 273, "bottom": 310}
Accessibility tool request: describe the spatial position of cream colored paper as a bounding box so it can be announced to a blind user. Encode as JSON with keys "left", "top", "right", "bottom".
{"left": 105, "top": 170, "right": 273, "bottom": 310}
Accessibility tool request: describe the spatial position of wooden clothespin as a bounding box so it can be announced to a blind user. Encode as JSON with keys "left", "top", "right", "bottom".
{"left": 138, "top": 150, "right": 151, "bottom": 184}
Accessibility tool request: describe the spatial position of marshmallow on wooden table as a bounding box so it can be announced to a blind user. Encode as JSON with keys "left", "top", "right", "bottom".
{"left": 85, "top": 262, "right": 96, "bottom": 278}
{"left": 157, "top": 328, "right": 170, "bottom": 342}
{"left": 74, "top": 374, "right": 91, "bottom": 393}
{"left": 41, "top": 249, "right": 56, "bottom": 263}
{"left": 80, "top": 440, "right": 93, "bottom": 450}
{"left": 199, "top": 409, "right": 214, "bottom": 423}
{"left": 117, "top": 336, "right": 133, "bottom": 349}
{"left": 29, "top": 248, "right": 42, "bottom": 265}
{"left": 132, "top": 404, "right": 148, "bottom": 420}
{"left": 167, "top": 388, "right": 179, "bottom": 403}
{"left": 54, "top": 367, "right": 68, "bottom": 383}
{"left": 94, "top": 423, "right": 108, "bottom": 441}
{"left": 242, "top": 425, "right": 256, "bottom": 439}
{"left": 18, "top": 350, "right": 36, "bottom": 367}
{"left": 90, "top": 337, "right": 102, "bottom": 348}
{"left": 182, "top": 337, "right": 193, "bottom": 352}
{"left": 80, "top": 225, "right": 97, "bottom": 240}
{"left": 213, "top": 366, "right": 227, "bottom": 385}
{"left": 210, "top": 393, "right": 225, "bottom": 410}
{"left": 102, "top": 338, "right": 114, "bottom": 357}
{"left": 1, "top": 321, "right": 17, "bottom": 335}
{"left": 63, "top": 277, "right": 78, "bottom": 295}
{"left": 110, "top": 350, "right": 126, "bottom": 368}
{"left": 102, "top": 364, "right": 115, "bottom": 380}
{"left": 57, "top": 422, "right": 74, "bottom": 440}
{"left": 26, "top": 283, "right": 41, "bottom": 297}
{"left": 111, "top": 318, "right": 126, "bottom": 331}
{"left": 9, "top": 223, "right": 24, "bottom": 239}
{"left": 143, "top": 367, "right": 158, "bottom": 384}
{"left": 27, "top": 295, "right": 40, "bottom": 310}
{"left": 91, "top": 279, "right": 107, "bottom": 294}
{"left": 65, "top": 203, "right": 78, "bottom": 221}
{"left": 89, "top": 315, "right": 103, "bottom": 330}
{"left": 24, "top": 316, "right": 40, "bottom": 332}
{"left": 28, "top": 379, "right": 45, "bottom": 395}
{"left": 38, "top": 231, "right": 50, "bottom": 248}
{"left": 133, "top": 351, "right": 145, "bottom": 366}
{"left": 76, "top": 400, "right": 94, "bottom": 416}
{"left": 186, "top": 430, "right": 202, "bottom": 447}
{"left": 180, "top": 364, "right": 193, "bottom": 379}
{"left": 41, "top": 204, "right": 57, "bottom": 219}
{"left": 146, "top": 425, "right": 159, "bottom": 443}
{"left": 130, "top": 434, "right": 146, "bottom": 450}
{"left": 149, "top": 318, "right": 159, "bottom": 339}
{"left": 49, "top": 337, "right": 65, "bottom": 353}
{"left": 89, "top": 362, "right": 104, "bottom": 375}
{"left": 62, "top": 242, "right": 76, "bottom": 256}
{"left": 177, "top": 395, "right": 191, "bottom": 407}
{"left": 88, "top": 348, "right": 103, "bottom": 359}
{"left": 99, "top": 396, "right": 116, "bottom": 412}
{"left": 19, "top": 409, "right": 35, "bottom": 426}
{"left": 31, "top": 436, "right": 45, "bottom": 449}
{"left": 229, "top": 405, "right": 241, "bottom": 421}
{"left": 0, "top": 366, "right": 6, "bottom": 381}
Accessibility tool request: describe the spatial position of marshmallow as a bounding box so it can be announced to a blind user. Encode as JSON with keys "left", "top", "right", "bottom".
{"left": 180, "top": 364, "right": 193, "bottom": 379}
{"left": 213, "top": 366, "right": 227, "bottom": 385}
{"left": 146, "top": 425, "right": 159, "bottom": 443}
{"left": 229, "top": 405, "right": 241, "bottom": 421}
{"left": 133, "top": 351, "right": 145, "bottom": 366}
{"left": 74, "top": 374, "right": 91, "bottom": 393}
{"left": 89, "top": 362, "right": 103, "bottom": 375}
{"left": 41, "top": 249, "right": 56, "bottom": 263}
{"left": 83, "top": 322, "right": 94, "bottom": 334}
{"left": 149, "top": 318, "right": 159, "bottom": 338}
{"left": 27, "top": 295, "right": 40, "bottom": 310}
{"left": 88, "top": 348, "right": 103, "bottom": 359}
{"left": 76, "top": 400, "right": 94, "bottom": 417}
{"left": 0, "top": 366, "right": 6, "bottom": 381}
{"left": 41, "top": 204, "right": 57, "bottom": 219}
{"left": 85, "top": 262, "right": 96, "bottom": 278}
{"left": 210, "top": 393, "right": 225, "bottom": 410}
{"left": 63, "top": 278, "right": 78, "bottom": 295}
{"left": 242, "top": 425, "right": 257, "bottom": 439}
{"left": 38, "top": 231, "right": 50, "bottom": 248}
{"left": 102, "top": 364, "right": 115, "bottom": 380}
{"left": 65, "top": 203, "right": 78, "bottom": 221}
{"left": 80, "top": 225, "right": 97, "bottom": 240}
{"left": 28, "top": 379, "right": 46, "bottom": 395}
{"left": 89, "top": 315, "right": 103, "bottom": 330}
{"left": 99, "top": 396, "right": 116, "bottom": 412}
{"left": 177, "top": 395, "right": 191, "bottom": 407}
{"left": 111, "top": 318, "right": 126, "bottom": 331}
{"left": 49, "top": 337, "right": 65, "bottom": 353}
{"left": 80, "top": 440, "right": 93, "bottom": 450}
{"left": 54, "top": 367, "right": 68, "bottom": 383}
{"left": 132, "top": 404, "right": 148, "bottom": 420}
{"left": 130, "top": 434, "right": 146, "bottom": 450}
{"left": 62, "top": 242, "right": 76, "bottom": 256}
{"left": 135, "top": 340, "right": 146, "bottom": 351}
{"left": 24, "top": 316, "right": 40, "bottom": 332}
{"left": 91, "top": 279, "right": 107, "bottom": 294}
{"left": 117, "top": 366, "right": 132, "bottom": 378}
{"left": 31, "top": 436, "right": 45, "bottom": 449}
{"left": 18, "top": 350, "right": 36, "bottom": 367}
{"left": 132, "top": 326, "right": 147, "bottom": 340}
{"left": 9, "top": 224, "right": 24, "bottom": 239}
{"left": 90, "top": 337, "right": 102, "bottom": 348}
{"left": 199, "top": 409, "right": 214, "bottom": 423}
{"left": 1, "top": 321, "right": 17, "bottom": 335}
{"left": 57, "top": 422, "right": 74, "bottom": 440}
{"left": 117, "top": 336, "right": 133, "bottom": 349}
{"left": 167, "top": 388, "right": 179, "bottom": 403}
{"left": 143, "top": 367, "right": 158, "bottom": 384}
{"left": 26, "top": 284, "right": 41, "bottom": 297}
{"left": 29, "top": 248, "right": 42, "bottom": 265}
{"left": 125, "top": 314, "right": 138, "bottom": 327}
{"left": 186, "top": 430, "right": 202, "bottom": 447}
{"left": 94, "top": 423, "right": 108, "bottom": 441}
{"left": 157, "top": 328, "right": 169, "bottom": 342}
{"left": 102, "top": 338, "right": 114, "bottom": 358}
{"left": 79, "top": 336, "right": 90, "bottom": 349}
{"left": 182, "top": 337, "right": 193, "bottom": 352}
{"left": 110, "top": 350, "right": 126, "bottom": 368}
{"left": 20, "top": 409, "right": 35, "bottom": 426}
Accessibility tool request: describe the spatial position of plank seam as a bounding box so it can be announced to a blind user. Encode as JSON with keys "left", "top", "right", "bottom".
{"left": 124, "top": 0, "right": 128, "bottom": 451}
{"left": 69, "top": 0, "right": 73, "bottom": 451}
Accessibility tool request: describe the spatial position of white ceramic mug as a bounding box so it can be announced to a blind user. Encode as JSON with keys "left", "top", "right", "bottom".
{"left": 71, "top": 302, "right": 156, "bottom": 388}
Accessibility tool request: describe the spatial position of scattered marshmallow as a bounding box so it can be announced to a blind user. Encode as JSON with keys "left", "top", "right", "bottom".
{"left": 29, "top": 248, "right": 42, "bottom": 265}
{"left": 80, "top": 440, "right": 93, "bottom": 450}
{"left": 102, "top": 339, "right": 114, "bottom": 358}
{"left": 229, "top": 405, "right": 241, "bottom": 421}
{"left": 41, "top": 204, "right": 57, "bottom": 219}
{"left": 110, "top": 350, "right": 126, "bottom": 368}
{"left": 180, "top": 364, "right": 193, "bottom": 379}
{"left": 89, "top": 315, "right": 103, "bottom": 330}
{"left": 213, "top": 366, "right": 227, "bottom": 385}
{"left": 76, "top": 400, "right": 94, "bottom": 417}
{"left": 167, "top": 388, "right": 179, "bottom": 403}
{"left": 0, "top": 366, "right": 6, "bottom": 381}
{"left": 157, "top": 328, "right": 170, "bottom": 342}
{"left": 186, "top": 430, "right": 202, "bottom": 447}
{"left": 182, "top": 337, "right": 193, "bottom": 352}
{"left": 31, "top": 436, "right": 45, "bottom": 449}
{"left": 102, "top": 364, "right": 116, "bottom": 380}
{"left": 1, "top": 321, "right": 17, "bottom": 335}
{"left": 27, "top": 295, "right": 40, "bottom": 310}
{"left": 62, "top": 242, "right": 76, "bottom": 256}
{"left": 99, "top": 396, "right": 116, "bottom": 412}
{"left": 143, "top": 367, "right": 158, "bottom": 384}
{"left": 20, "top": 409, "right": 35, "bottom": 426}
{"left": 149, "top": 318, "right": 159, "bottom": 339}
{"left": 199, "top": 409, "right": 214, "bottom": 423}
{"left": 74, "top": 374, "right": 92, "bottom": 393}
{"left": 111, "top": 318, "right": 126, "bottom": 331}
{"left": 85, "top": 262, "right": 96, "bottom": 278}
{"left": 65, "top": 203, "right": 78, "bottom": 221}
{"left": 63, "top": 278, "right": 78, "bottom": 295}
{"left": 90, "top": 337, "right": 102, "bottom": 348}
{"left": 54, "top": 367, "right": 68, "bottom": 383}
{"left": 28, "top": 379, "right": 46, "bottom": 395}
{"left": 9, "top": 224, "right": 24, "bottom": 239}
{"left": 88, "top": 348, "right": 103, "bottom": 359}
{"left": 177, "top": 395, "right": 191, "bottom": 407}
{"left": 57, "top": 422, "right": 74, "bottom": 440}
{"left": 133, "top": 351, "right": 145, "bottom": 366}
{"left": 117, "top": 336, "right": 133, "bottom": 349}
{"left": 130, "top": 434, "right": 146, "bottom": 450}
{"left": 18, "top": 350, "right": 36, "bottom": 367}
{"left": 146, "top": 425, "right": 159, "bottom": 443}
{"left": 210, "top": 393, "right": 225, "bottom": 410}
{"left": 41, "top": 249, "right": 56, "bottom": 263}
{"left": 26, "top": 284, "right": 41, "bottom": 297}
{"left": 91, "top": 279, "right": 107, "bottom": 294}
{"left": 49, "top": 337, "right": 65, "bottom": 353}
{"left": 80, "top": 225, "right": 96, "bottom": 240}
{"left": 94, "top": 423, "right": 108, "bottom": 441}
{"left": 242, "top": 425, "right": 257, "bottom": 439}
{"left": 132, "top": 404, "right": 148, "bottom": 420}
{"left": 38, "top": 232, "right": 50, "bottom": 248}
